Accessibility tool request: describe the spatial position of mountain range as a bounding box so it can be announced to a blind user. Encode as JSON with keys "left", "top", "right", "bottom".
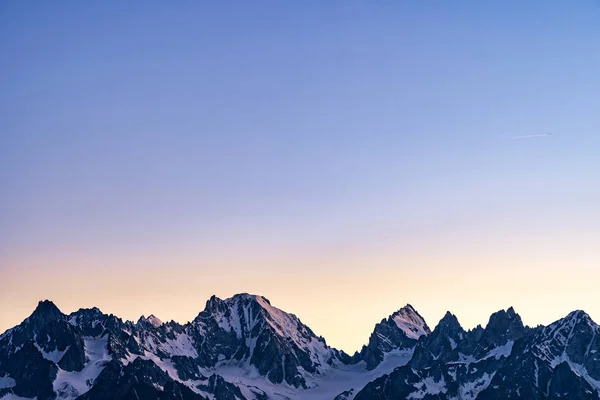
{"left": 1, "top": 293, "right": 599, "bottom": 399}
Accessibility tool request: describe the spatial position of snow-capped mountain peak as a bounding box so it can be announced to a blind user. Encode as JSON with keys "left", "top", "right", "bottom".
{"left": 147, "top": 314, "right": 163, "bottom": 327}
{"left": 190, "top": 293, "right": 341, "bottom": 388}
{"left": 390, "top": 304, "right": 431, "bottom": 340}
{"left": 198, "top": 293, "right": 323, "bottom": 348}
{"left": 354, "top": 304, "right": 431, "bottom": 370}
{"left": 137, "top": 314, "right": 163, "bottom": 328}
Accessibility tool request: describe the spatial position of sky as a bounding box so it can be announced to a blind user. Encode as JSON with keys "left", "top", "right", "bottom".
{"left": 1, "top": 1, "right": 599, "bottom": 353}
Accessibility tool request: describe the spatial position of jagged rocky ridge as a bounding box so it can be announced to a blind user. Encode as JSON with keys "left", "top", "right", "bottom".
{"left": 354, "top": 308, "right": 600, "bottom": 399}
{"left": 0, "top": 295, "right": 599, "bottom": 400}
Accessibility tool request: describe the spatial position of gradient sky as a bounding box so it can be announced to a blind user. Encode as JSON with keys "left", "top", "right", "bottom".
{"left": 1, "top": 1, "right": 600, "bottom": 353}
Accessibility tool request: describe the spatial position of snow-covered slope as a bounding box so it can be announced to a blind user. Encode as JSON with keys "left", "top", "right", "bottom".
{"left": 53, "top": 336, "right": 111, "bottom": 399}
{"left": 391, "top": 304, "right": 430, "bottom": 340}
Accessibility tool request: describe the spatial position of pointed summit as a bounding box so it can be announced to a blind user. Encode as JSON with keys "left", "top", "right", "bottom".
{"left": 390, "top": 304, "right": 431, "bottom": 340}
{"left": 485, "top": 307, "right": 522, "bottom": 329}
{"left": 408, "top": 311, "right": 466, "bottom": 369}
{"left": 357, "top": 304, "right": 431, "bottom": 370}
{"left": 482, "top": 307, "right": 526, "bottom": 347}
{"left": 29, "top": 300, "right": 64, "bottom": 325}
{"left": 436, "top": 311, "right": 463, "bottom": 333}
{"left": 147, "top": 315, "right": 163, "bottom": 327}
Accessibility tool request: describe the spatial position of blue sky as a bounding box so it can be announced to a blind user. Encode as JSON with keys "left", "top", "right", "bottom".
{"left": 1, "top": 1, "right": 599, "bottom": 351}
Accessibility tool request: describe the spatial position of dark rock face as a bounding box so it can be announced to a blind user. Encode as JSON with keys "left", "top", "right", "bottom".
{"left": 479, "top": 307, "right": 527, "bottom": 349}
{"left": 68, "top": 307, "right": 109, "bottom": 337}
{"left": 2, "top": 341, "right": 58, "bottom": 400}
{"left": 30, "top": 300, "right": 64, "bottom": 325}
{"left": 57, "top": 339, "right": 86, "bottom": 372}
{"left": 548, "top": 362, "right": 597, "bottom": 399}
{"left": 410, "top": 311, "right": 465, "bottom": 369}
{"left": 172, "top": 355, "right": 205, "bottom": 381}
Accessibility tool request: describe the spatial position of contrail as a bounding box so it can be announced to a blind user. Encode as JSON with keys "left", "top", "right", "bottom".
{"left": 512, "top": 133, "right": 551, "bottom": 139}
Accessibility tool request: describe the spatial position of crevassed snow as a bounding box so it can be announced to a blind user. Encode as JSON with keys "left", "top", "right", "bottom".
{"left": 53, "top": 335, "right": 111, "bottom": 399}
{"left": 144, "top": 346, "right": 413, "bottom": 400}
{"left": 0, "top": 375, "right": 16, "bottom": 389}
{"left": 218, "top": 348, "right": 414, "bottom": 400}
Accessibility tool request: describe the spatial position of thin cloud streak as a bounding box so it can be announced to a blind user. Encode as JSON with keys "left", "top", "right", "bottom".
{"left": 512, "top": 133, "right": 551, "bottom": 139}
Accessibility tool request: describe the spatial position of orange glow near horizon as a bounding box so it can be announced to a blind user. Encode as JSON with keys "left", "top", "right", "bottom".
{"left": 1, "top": 237, "right": 598, "bottom": 353}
